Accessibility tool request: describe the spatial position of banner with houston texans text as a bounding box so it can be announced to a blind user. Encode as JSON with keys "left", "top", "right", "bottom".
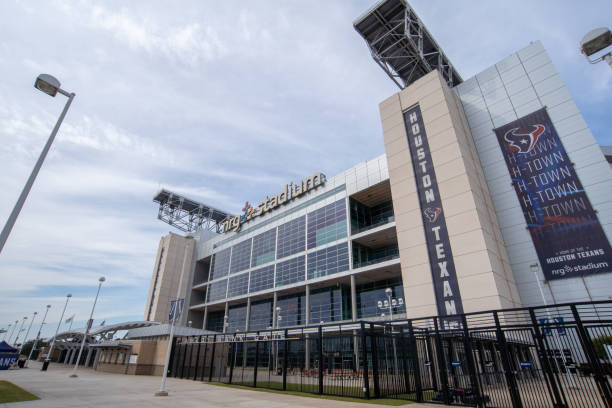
{"left": 494, "top": 107, "right": 612, "bottom": 280}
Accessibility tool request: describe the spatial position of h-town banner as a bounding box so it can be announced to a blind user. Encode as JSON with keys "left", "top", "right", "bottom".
{"left": 494, "top": 107, "right": 612, "bottom": 280}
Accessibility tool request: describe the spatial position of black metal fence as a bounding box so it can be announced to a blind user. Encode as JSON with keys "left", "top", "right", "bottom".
{"left": 168, "top": 300, "right": 612, "bottom": 407}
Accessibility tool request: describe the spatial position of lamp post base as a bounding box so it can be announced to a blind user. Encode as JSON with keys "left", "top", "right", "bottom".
{"left": 154, "top": 391, "right": 168, "bottom": 396}
{"left": 69, "top": 374, "right": 78, "bottom": 378}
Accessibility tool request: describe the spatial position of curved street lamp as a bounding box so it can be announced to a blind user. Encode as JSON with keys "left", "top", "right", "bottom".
{"left": 0, "top": 74, "right": 75, "bottom": 255}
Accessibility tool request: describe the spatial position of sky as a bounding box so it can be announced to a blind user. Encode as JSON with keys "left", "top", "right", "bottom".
{"left": 0, "top": 0, "right": 611, "bottom": 340}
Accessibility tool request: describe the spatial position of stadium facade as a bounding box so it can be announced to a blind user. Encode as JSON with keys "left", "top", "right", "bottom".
{"left": 145, "top": 41, "right": 612, "bottom": 333}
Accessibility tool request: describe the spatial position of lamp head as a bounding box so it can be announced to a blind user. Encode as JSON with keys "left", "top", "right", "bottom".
{"left": 34, "top": 74, "right": 61, "bottom": 97}
{"left": 385, "top": 288, "right": 392, "bottom": 296}
{"left": 46, "top": 305, "right": 51, "bottom": 308}
{"left": 98, "top": 277, "right": 106, "bottom": 283}
{"left": 581, "top": 27, "right": 612, "bottom": 56}
{"left": 67, "top": 293, "right": 72, "bottom": 298}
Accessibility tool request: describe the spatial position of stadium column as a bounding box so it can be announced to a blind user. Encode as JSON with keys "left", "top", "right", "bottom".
{"left": 245, "top": 298, "right": 251, "bottom": 331}
{"left": 351, "top": 275, "right": 360, "bottom": 370}
{"left": 202, "top": 306, "right": 208, "bottom": 330}
{"left": 223, "top": 302, "right": 229, "bottom": 333}
{"left": 305, "top": 284, "right": 311, "bottom": 370}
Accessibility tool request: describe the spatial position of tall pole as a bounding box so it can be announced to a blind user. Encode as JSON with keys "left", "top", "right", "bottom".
{"left": 45, "top": 294, "right": 71, "bottom": 368}
{"left": 70, "top": 277, "right": 105, "bottom": 377}
{"left": 2, "top": 323, "right": 12, "bottom": 341}
{"left": 156, "top": 235, "right": 194, "bottom": 396}
{"left": 27, "top": 305, "right": 50, "bottom": 367}
{"left": 0, "top": 92, "right": 75, "bottom": 255}
{"left": 19, "top": 312, "right": 38, "bottom": 355}
{"left": 8, "top": 320, "right": 18, "bottom": 344}
{"left": 13, "top": 317, "right": 27, "bottom": 346}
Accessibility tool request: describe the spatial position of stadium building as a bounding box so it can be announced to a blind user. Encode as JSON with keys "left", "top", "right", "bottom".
{"left": 144, "top": 1, "right": 612, "bottom": 335}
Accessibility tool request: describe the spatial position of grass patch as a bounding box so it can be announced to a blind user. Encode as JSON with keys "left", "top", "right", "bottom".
{"left": 0, "top": 381, "right": 40, "bottom": 403}
{"left": 208, "top": 382, "right": 414, "bottom": 405}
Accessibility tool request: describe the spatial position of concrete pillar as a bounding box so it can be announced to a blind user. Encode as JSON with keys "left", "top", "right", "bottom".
{"left": 85, "top": 347, "right": 94, "bottom": 367}
{"left": 64, "top": 349, "right": 72, "bottom": 365}
{"left": 202, "top": 306, "right": 208, "bottom": 330}
{"left": 272, "top": 292, "right": 278, "bottom": 329}
{"left": 93, "top": 349, "right": 101, "bottom": 370}
{"left": 245, "top": 298, "right": 251, "bottom": 331}
{"left": 69, "top": 348, "right": 77, "bottom": 365}
{"left": 305, "top": 284, "right": 311, "bottom": 370}
{"left": 223, "top": 302, "right": 229, "bottom": 333}
{"left": 351, "top": 275, "right": 360, "bottom": 370}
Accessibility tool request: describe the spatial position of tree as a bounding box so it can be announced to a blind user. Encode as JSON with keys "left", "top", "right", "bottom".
{"left": 592, "top": 335, "right": 612, "bottom": 360}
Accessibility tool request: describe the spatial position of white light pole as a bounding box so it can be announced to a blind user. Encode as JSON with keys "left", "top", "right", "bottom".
{"left": 19, "top": 312, "right": 38, "bottom": 355}
{"left": 0, "top": 74, "right": 75, "bottom": 255}
{"left": 13, "top": 317, "right": 27, "bottom": 347}
{"left": 45, "top": 294, "right": 71, "bottom": 369}
{"left": 156, "top": 234, "right": 195, "bottom": 396}
{"left": 2, "top": 323, "right": 12, "bottom": 341}
{"left": 70, "top": 277, "right": 105, "bottom": 378}
{"left": 385, "top": 288, "right": 399, "bottom": 374}
{"left": 27, "top": 305, "right": 50, "bottom": 367}
{"left": 8, "top": 320, "right": 19, "bottom": 344}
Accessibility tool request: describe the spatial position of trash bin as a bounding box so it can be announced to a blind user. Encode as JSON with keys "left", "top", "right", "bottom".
{"left": 17, "top": 360, "right": 25, "bottom": 368}
{"left": 41, "top": 360, "right": 50, "bottom": 371}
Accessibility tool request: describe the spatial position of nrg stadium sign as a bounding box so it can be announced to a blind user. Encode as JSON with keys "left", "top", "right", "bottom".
{"left": 222, "top": 172, "right": 326, "bottom": 233}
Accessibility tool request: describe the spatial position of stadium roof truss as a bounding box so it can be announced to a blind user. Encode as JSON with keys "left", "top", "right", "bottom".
{"left": 354, "top": 0, "right": 462, "bottom": 89}
{"left": 153, "top": 189, "right": 233, "bottom": 233}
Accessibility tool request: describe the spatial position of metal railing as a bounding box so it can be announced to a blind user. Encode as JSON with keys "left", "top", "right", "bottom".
{"left": 168, "top": 300, "right": 612, "bottom": 407}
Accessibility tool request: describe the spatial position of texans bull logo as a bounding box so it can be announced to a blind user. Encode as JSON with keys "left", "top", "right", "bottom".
{"left": 503, "top": 124, "right": 545, "bottom": 153}
{"left": 424, "top": 207, "right": 441, "bottom": 223}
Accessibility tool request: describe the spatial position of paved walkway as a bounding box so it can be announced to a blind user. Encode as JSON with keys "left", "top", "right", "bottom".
{"left": 0, "top": 361, "right": 437, "bottom": 408}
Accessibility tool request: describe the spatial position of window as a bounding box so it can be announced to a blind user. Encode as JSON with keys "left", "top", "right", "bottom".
{"left": 227, "top": 273, "right": 249, "bottom": 298}
{"left": 249, "top": 265, "right": 274, "bottom": 293}
{"left": 207, "top": 279, "right": 228, "bottom": 302}
{"left": 277, "top": 292, "right": 305, "bottom": 327}
{"left": 251, "top": 229, "right": 276, "bottom": 266}
{"left": 310, "top": 286, "right": 344, "bottom": 324}
{"left": 275, "top": 256, "right": 305, "bottom": 287}
{"left": 227, "top": 304, "right": 248, "bottom": 333}
{"left": 277, "top": 216, "right": 305, "bottom": 259}
{"left": 230, "top": 239, "right": 252, "bottom": 274}
{"left": 307, "top": 242, "right": 349, "bottom": 279}
{"left": 307, "top": 200, "right": 346, "bottom": 249}
{"left": 210, "top": 248, "right": 231, "bottom": 280}
{"left": 249, "top": 300, "right": 272, "bottom": 331}
{"left": 356, "top": 277, "right": 405, "bottom": 318}
{"left": 206, "top": 310, "right": 224, "bottom": 332}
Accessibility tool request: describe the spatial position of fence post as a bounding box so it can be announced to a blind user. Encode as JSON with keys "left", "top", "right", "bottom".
{"left": 229, "top": 342, "right": 235, "bottom": 384}
{"left": 193, "top": 336, "right": 202, "bottom": 381}
{"left": 460, "top": 315, "right": 483, "bottom": 407}
{"left": 253, "top": 331, "right": 260, "bottom": 388}
{"left": 283, "top": 329, "right": 288, "bottom": 391}
{"left": 570, "top": 305, "right": 612, "bottom": 407}
{"left": 528, "top": 308, "right": 565, "bottom": 408}
{"left": 168, "top": 336, "right": 177, "bottom": 377}
{"left": 433, "top": 318, "right": 451, "bottom": 405}
{"left": 360, "top": 322, "right": 370, "bottom": 399}
{"left": 318, "top": 325, "right": 324, "bottom": 395}
{"left": 208, "top": 335, "right": 217, "bottom": 382}
{"left": 200, "top": 340, "right": 208, "bottom": 381}
{"left": 180, "top": 341, "right": 188, "bottom": 379}
{"left": 399, "top": 327, "right": 411, "bottom": 395}
{"left": 407, "top": 321, "right": 423, "bottom": 402}
{"left": 369, "top": 323, "right": 380, "bottom": 398}
{"left": 493, "top": 312, "right": 523, "bottom": 408}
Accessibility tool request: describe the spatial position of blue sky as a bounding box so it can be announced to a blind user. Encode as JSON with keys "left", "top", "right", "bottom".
{"left": 0, "top": 0, "right": 610, "bottom": 339}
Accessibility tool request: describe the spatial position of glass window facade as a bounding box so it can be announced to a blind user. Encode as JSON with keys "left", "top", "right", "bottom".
{"left": 210, "top": 248, "right": 231, "bottom": 280}
{"left": 350, "top": 198, "right": 394, "bottom": 233}
{"left": 206, "top": 310, "right": 224, "bottom": 332}
{"left": 230, "top": 238, "right": 252, "bottom": 274}
{"left": 356, "top": 277, "right": 405, "bottom": 318}
{"left": 227, "top": 304, "right": 247, "bottom": 332}
{"left": 249, "top": 299, "right": 272, "bottom": 330}
{"left": 251, "top": 228, "right": 276, "bottom": 267}
{"left": 207, "top": 279, "right": 227, "bottom": 302}
{"left": 277, "top": 216, "right": 305, "bottom": 259}
{"left": 277, "top": 292, "right": 306, "bottom": 327}
{"left": 307, "top": 199, "right": 347, "bottom": 249}
{"left": 307, "top": 242, "right": 349, "bottom": 280}
{"left": 275, "top": 255, "right": 305, "bottom": 287}
{"left": 227, "top": 273, "right": 249, "bottom": 298}
{"left": 310, "top": 285, "right": 349, "bottom": 324}
{"left": 249, "top": 265, "right": 274, "bottom": 293}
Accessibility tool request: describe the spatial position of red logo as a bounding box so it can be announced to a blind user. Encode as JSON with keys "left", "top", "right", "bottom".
{"left": 503, "top": 124, "right": 545, "bottom": 153}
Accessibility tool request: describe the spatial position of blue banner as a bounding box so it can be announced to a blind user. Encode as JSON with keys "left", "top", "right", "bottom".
{"left": 0, "top": 353, "right": 18, "bottom": 370}
{"left": 169, "top": 298, "right": 184, "bottom": 323}
{"left": 403, "top": 105, "right": 464, "bottom": 326}
{"left": 494, "top": 108, "right": 612, "bottom": 280}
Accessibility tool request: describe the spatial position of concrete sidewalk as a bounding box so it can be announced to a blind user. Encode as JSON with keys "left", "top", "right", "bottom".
{"left": 0, "top": 361, "right": 437, "bottom": 408}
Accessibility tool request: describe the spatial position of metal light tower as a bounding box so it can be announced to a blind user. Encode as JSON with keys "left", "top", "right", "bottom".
{"left": 70, "top": 277, "right": 105, "bottom": 378}
{"left": 18, "top": 312, "right": 38, "bottom": 355}
{"left": 27, "top": 305, "right": 51, "bottom": 367}
{"left": 0, "top": 74, "right": 75, "bottom": 255}
{"left": 13, "top": 317, "right": 27, "bottom": 347}
{"left": 44, "top": 293, "right": 71, "bottom": 370}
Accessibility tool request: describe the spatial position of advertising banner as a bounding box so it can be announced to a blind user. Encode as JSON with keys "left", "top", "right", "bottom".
{"left": 403, "top": 105, "right": 464, "bottom": 325}
{"left": 169, "top": 298, "right": 184, "bottom": 323}
{"left": 494, "top": 107, "right": 612, "bottom": 280}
